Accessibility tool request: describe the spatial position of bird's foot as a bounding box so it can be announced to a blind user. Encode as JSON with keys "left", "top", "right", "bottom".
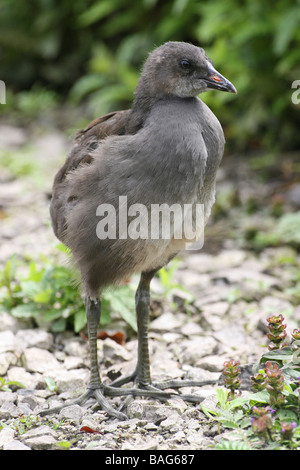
{"left": 39, "top": 377, "right": 219, "bottom": 420}
{"left": 151, "top": 378, "right": 218, "bottom": 403}
{"left": 108, "top": 374, "right": 218, "bottom": 404}
{"left": 39, "top": 386, "right": 127, "bottom": 421}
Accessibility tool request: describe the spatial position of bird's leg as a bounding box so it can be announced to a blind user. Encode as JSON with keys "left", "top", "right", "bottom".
{"left": 135, "top": 269, "right": 153, "bottom": 387}
{"left": 40, "top": 297, "right": 127, "bottom": 420}
{"left": 109, "top": 269, "right": 157, "bottom": 389}
{"left": 109, "top": 268, "right": 218, "bottom": 404}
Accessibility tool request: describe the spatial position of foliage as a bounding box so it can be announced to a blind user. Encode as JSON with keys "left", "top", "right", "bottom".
{"left": 0, "top": 248, "right": 137, "bottom": 333}
{"left": 0, "top": 0, "right": 299, "bottom": 151}
{"left": 0, "top": 376, "right": 25, "bottom": 392}
{"left": 9, "top": 415, "right": 41, "bottom": 436}
{"left": 252, "top": 211, "right": 300, "bottom": 250}
{"left": 205, "top": 313, "right": 300, "bottom": 450}
{"left": 222, "top": 360, "right": 241, "bottom": 399}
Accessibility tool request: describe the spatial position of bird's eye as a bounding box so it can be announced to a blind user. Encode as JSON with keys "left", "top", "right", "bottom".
{"left": 179, "top": 59, "right": 192, "bottom": 70}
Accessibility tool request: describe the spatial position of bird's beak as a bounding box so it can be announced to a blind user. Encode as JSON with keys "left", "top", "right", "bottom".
{"left": 204, "top": 63, "right": 237, "bottom": 94}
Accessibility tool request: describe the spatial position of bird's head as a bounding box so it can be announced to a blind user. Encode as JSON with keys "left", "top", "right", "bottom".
{"left": 136, "top": 41, "right": 236, "bottom": 100}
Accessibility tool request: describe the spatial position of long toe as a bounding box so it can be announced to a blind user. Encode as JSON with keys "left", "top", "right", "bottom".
{"left": 39, "top": 387, "right": 127, "bottom": 421}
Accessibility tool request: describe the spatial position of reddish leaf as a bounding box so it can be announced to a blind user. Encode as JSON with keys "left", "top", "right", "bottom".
{"left": 97, "top": 331, "right": 126, "bottom": 345}
{"left": 80, "top": 426, "right": 102, "bottom": 434}
{"left": 80, "top": 330, "right": 126, "bottom": 345}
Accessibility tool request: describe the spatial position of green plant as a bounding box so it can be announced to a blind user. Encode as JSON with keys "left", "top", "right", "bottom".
{"left": 266, "top": 314, "right": 287, "bottom": 351}
{"left": 250, "top": 406, "right": 274, "bottom": 441}
{"left": 222, "top": 359, "right": 241, "bottom": 399}
{"left": 11, "top": 415, "right": 41, "bottom": 436}
{"left": 0, "top": 248, "right": 137, "bottom": 333}
{"left": 205, "top": 313, "right": 300, "bottom": 450}
{"left": 0, "top": 376, "right": 25, "bottom": 392}
{"left": 253, "top": 212, "right": 300, "bottom": 250}
{"left": 264, "top": 361, "right": 286, "bottom": 406}
{"left": 156, "top": 259, "right": 194, "bottom": 308}
{"left": 1, "top": 0, "right": 299, "bottom": 151}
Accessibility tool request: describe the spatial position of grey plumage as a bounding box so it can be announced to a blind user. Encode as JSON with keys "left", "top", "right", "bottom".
{"left": 46, "top": 41, "right": 236, "bottom": 419}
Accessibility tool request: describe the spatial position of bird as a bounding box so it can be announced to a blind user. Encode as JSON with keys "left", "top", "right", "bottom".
{"left": 42, "top": 41, "right": 236, "bottom": 420}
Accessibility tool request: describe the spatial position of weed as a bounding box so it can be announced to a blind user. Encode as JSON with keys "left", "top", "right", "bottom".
{"left": 0, "top": 376, "right": 25, "bottom": 392}
{"left": 0, "top": 248, "right": 137, "bottom": 333}
{"left": 205, "top": 313, "right": 300, "bottom": 450}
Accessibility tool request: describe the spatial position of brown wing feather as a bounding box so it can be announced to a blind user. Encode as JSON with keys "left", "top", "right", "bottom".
{"left": 50, "top": 109, "right": 131, "bottom": 240}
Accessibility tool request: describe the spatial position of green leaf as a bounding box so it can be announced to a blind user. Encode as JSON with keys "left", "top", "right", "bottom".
{"left": 216, "top": 387, "right": 230, "bottom": 408}
{"left": 42, "top": 309, "right": 64, "bottom": 322}
{"left": 260, "top": 347, "right": 294, "bottom": 362}
{"left": 274, "top": 8, "right": 300, "bottom": 55}
{"left": 51, "top": 317, "right": 67, "bottom": 333}
{"left": 105, "top": 287, "right": 137, "bottom": 331}
{"left": 34, "top": 288, "right": 52, "bottom": 304}
{"left": 44, "top": 377, "right": 57, "bottom": 392}
{"left": 216, "top": 440, "right": 252, "bottom": 450}
{"left": 77, "top": 1, "right": 123, "bottom": 27}
{"left": 11, "top": 303, "right": 38, "bottom": 318}
{"left": 27, "top": 262, "right": 43, "bottom": 282}
{"left": 0, "top": 377, "right": 25, "bottom": 391}
{"left": 74, "top": 308, "right": 87, "bottom": 333}
{"left": 247, "top": 391, "right": 270, "bottom": 405}
{"left": 19, "top": 280, "right": 40, "bottom": 299}
{"left": 56, "top": 440, "right": 72, "bottom": 450}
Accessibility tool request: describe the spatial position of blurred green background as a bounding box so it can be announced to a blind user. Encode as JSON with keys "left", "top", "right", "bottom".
{"left": 1, "top": 0, "right": 300, "bottom": 153}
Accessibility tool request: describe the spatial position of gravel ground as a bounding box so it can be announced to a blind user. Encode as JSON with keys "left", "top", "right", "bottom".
{"left": 0, "top": 125, "right": 299, "bottom": 451}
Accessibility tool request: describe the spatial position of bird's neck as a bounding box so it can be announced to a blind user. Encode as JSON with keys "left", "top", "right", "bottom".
{"left": 126, "top": 77, "right": 158, "bottom": 134}
{"left": 127, "top": 79, "right": 197, "bottom": 134}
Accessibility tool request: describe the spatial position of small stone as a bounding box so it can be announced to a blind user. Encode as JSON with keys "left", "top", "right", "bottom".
{"left": 16, "top": 329, "right": 53, "bottom": 350}
{"left": 181, "top": 322, "right": 203, "bottom": 336}
{"left": 0, "top": 391, "right": 17, "bottom": 405}
{"left": 21, "top": 347, "right": 63, "bottom": 374}
{"left": 64, "top": 356, "right": 86, "bottom": 370}
{"left": 22, "top": 434, "right": 58, "bottom": 450}
{"left": 200, "top": 394, "right": 219, "bottom": 414}
{"left": 17, "top": 390, "right": 42, "bottom": 411}
{"left": 0, "top": 401, "right": 19, "bottom": 419}
{"left": 17, "top": 402, "right": 33, "bottom": 416}
{"left": 21, "top": 425, "right": 58, "bottom": 450}
{"left": 59, "top": 404, "right": 83, "bottom": 423}
{"left": 127, "top": 400, "right": 179, "bottom": 424}
{"left": 196, "top": 355, "right": 227, "bottom": 372}
{"left": 0, "top": 125, "right": 27, "bottom": 148}
{"left": 202, "top": 301, "right": 229, "bottom": 316}
{"left": 144, "top": 422, "right": 158, "bottom": 431}
{"left": 180, "top": 336, "right": 218, "bottom": 365}
{"left": 7, "top": 366, "right": 40, "bottom": 389}
{"left": 3, "top": 440, "right": 31, "bottom": 450}
{"left": 150, "top": 311, "right": 185, "bottom": 331}
{"left": 64, "top": 338, "right": 87, "bottom": 358}
{"left": 172, "top": 430, "right": 185, "bottom": 441}
{"left": 213, "top": 324, "right": 247, "bottom": 348}
{"left": 186, "top": 429, "right": 204, "bottom": 446}
{"left": 46, "top": 368, "right": 88, "bottom": 393}
{"left": 166, "top": 397, "right": 188, "bottom": 414}
{"left": 102, "top": 337, "right": 131, "bottom": 364}
{"left": 259, "top": 296, "right": 294, "bottom": 315}
{"left": 0, "top": 331, "right": 16, "bottom": 354}
{"left": 0, "top": 428, "right": 15, "bottom": 448}
{"left": 160, "top": 413, "right": 182, "bottom": 431}
{"left": 0, "top": 352, "right": 18, "bottom": 375}
{"left": 0, "top": 312, "right": 29, "bottom": 333}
